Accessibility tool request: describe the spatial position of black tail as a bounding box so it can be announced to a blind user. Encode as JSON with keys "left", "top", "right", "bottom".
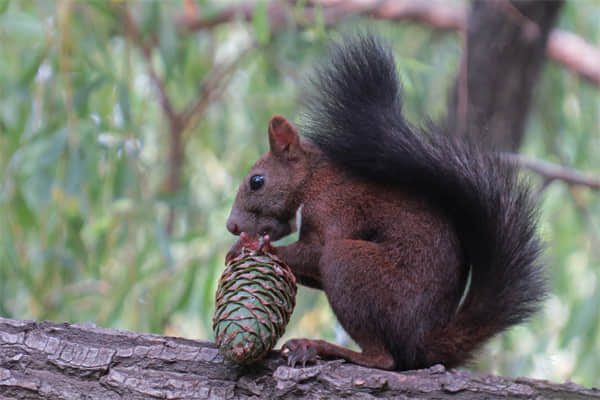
{"left": 300, "top": 34, "right": 546, "bottom": 367}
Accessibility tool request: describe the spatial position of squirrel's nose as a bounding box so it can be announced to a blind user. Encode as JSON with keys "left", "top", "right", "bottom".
{"left": 226, "top": 218, "right": 240, "bottom": 235}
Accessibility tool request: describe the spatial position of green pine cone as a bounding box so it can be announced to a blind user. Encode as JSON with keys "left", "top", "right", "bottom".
{"left": 213, "top": 247, "right": 297, "bottom": 365}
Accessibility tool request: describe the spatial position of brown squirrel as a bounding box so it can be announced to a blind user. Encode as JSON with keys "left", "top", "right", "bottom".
{"left": 225, "top": 35, "right": 546, "bottom": 370}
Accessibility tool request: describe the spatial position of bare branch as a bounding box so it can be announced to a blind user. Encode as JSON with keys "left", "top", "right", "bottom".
{"left": 365, "top": 0, "right": 465, "bottom": 30}
{"left": 179, "top": 0, "right": 600, "bottom": 87}
{"left": 180, "top": 47, "right": 252, "bottom": 132}
{"left": 505, "top": 153, "right": 600, "bottom": 190}
{"left": 121, "top": 6, "right": 180, "bottom": 128}
{"left": 177, "top": 2, "right": 291, "bottom": 32}
{"left": 548, "top": 29, "right": 600, "bottom": 86}
{"left": 121, "top": 6, "right": 185, "bottom": 235}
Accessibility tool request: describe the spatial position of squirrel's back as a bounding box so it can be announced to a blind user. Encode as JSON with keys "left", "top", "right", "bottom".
{"left": 300, "top": 35, "right": 546, "bottom": 367}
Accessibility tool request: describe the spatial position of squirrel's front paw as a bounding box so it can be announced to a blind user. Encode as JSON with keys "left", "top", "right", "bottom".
{"left": 240, "top": 233, "right": 279, "bottom": 256}
{"left": 281, "top": 339, "right": 318, "bottom": 368}
{"left": 226, "top": 233, "right": 280, "bottom": 264}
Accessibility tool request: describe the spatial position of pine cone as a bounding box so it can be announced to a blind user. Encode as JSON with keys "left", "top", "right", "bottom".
{"left": 214, "top": 242, "right": 297, "bottom": 365}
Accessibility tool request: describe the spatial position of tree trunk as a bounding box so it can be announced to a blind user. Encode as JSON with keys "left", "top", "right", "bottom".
{"left": 0, "top": 317, "right": 598, "bottom": 399}
{"left": 448, "top": 0, "right": 564, "bottom": 151}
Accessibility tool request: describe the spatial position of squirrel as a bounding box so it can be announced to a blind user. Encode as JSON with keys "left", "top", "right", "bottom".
{"left": 225, "top": 35, "right": 546, "bottom": 371}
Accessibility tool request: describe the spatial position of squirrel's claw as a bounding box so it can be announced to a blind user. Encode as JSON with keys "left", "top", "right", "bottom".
{"left": 282, "top": 339, "right": 318, "bottom": 368}
{"left": 259, "top": 234, "right": 278, "bottom": 255}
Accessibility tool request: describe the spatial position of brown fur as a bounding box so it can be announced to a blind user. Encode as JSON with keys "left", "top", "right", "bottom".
{"left": 224, "top": 35, "right": 544, "bottom": 370}
{"left": 227, "top": 116, "right": 467, "bottom": 370}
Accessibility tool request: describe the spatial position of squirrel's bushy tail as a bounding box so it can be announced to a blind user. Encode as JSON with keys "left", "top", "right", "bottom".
{"left": 301, "top": 34, "right": 546, "bottom": 367}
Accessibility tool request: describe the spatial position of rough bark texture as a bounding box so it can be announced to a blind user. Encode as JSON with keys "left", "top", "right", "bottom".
{"left": 448, "top": 0, "right": 564, "bottom": 151}
{"left": 0, "top": 318, "right": 598, "bottom": 399}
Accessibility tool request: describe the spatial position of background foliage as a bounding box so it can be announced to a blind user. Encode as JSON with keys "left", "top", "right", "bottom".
{"left": 0, "top": 0, "right": 598, "bottom": 386}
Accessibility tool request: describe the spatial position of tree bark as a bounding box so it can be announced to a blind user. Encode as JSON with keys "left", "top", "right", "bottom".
{"left": 447, "top": 0, "right": 564, "bottom": 151}
{"left": 0, "top": 318, "right": 598, "bottom": 399}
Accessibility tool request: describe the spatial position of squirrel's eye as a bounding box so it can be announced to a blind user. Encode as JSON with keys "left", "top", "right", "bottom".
{"left": 249, "top": 175, "right": 265, "bottom": 190}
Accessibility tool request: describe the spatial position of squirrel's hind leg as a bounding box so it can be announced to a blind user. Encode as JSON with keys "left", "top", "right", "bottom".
{"left": 282, "top": 338, "right": 395, "bottom": 369}
{"left": 282, "top": 239, "right": 412, "bottom": 370}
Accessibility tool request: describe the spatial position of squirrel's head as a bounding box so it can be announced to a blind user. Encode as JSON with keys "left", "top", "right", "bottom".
{"left": 226, "top": 115, "right": 310, "bottom": 241}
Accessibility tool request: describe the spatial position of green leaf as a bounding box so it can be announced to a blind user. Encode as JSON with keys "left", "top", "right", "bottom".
{"left": 158, "top": 12, "right": 177, "bottom": 78}
{"left": 85, "top": 0, "right": 117, "bottom": 18}
{"left": 112, "top": 156, "right": 132, "bottom": 198}
{"left": 141, "top": 0, "right": 160, "bottom": 38}
{"left": 294, "top": 0, "right": 307, "bottom": 15}
{"left": 155, "top": 219, "right": 173, "bottom": 268}
{"left": 102, "top": 281, "right": 131, "bottom": 328}
{"left": 200, "top": 254, "right": 220, "bottom": 321}
{"left": 40, "top": 128, "right": 69, "bottom": 168}
{"left": 0, "top": 220, "right": 34, "bottom": 293}
{"left": 252, "top": 0, "right": 270, "bottom": 45}
{"left": 74, "top": 77, "right": 106, "bottom": 116}
{"left": 312, "top": 4, "right": 326, "bottom": 37}
{"left": 398, "top": 57, "right": 432, "bottom": 73}
{"left": 19, "top": 45, "right": 48, "bottom": 86}
{"left": 0, "top": 11, "right": 43, "bottom": 40}
{"left": 66, "top": 218, "right": 88, "bottom": 264}
{"left": 65, "top": 146, "right": 84, "bottom": 193}
{"left": 561, "top": 290, "right": 600, "bottom": 347}
{"left": 118, "top": 82, "right": 131, "bottom": 125}
{"left": 13, "top": 189, "right": 36, "bottom": 227}
{"left": 171, "top": 259, "right": 199, "bottom": 314}
{"left": 21, "top": 170, "right": 53, "bottom": 213}
{"left": 0, "top": 0, "right": 10, "bottom": 16}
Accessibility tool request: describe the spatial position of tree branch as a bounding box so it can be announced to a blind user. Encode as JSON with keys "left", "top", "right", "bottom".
{"left": 1, "top": 317, "right": 598, "bottom": 399}
{"left": 180, "top": 47, "right": 252, "bottom": 132}
{"left": 179, "top": 0, "right": 600, "bottom": 88}
{"left": 505, "top": 153, "right": 600, "bottom": 190}
{"left": 121, "top": 5, "right": 185, "bottom": 235}
{"left": 448, "top": 0, "right": 563, "bottom": 151}
{"left": 121, "top": 5, "right": 251, "bottom": 235}
{"left": 122, "top": 7, "right": 179, "bottom": 128}
{"left": 548, "top": 29, "right": 600, "bottom": 86}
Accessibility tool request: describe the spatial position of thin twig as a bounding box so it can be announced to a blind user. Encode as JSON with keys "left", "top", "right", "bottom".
{"left": 504, "top": 153, "right": 600, "bottom": 190}
{"left": 121, "top": 6, "right": 180, "bottom": 127}
{"left": 121, "top": 5, "right": 250, "bottom": 235}
{"left": 180, "top": 47, "right": 253, "bottom": 131}
{"left": 121, "top": 5, "right": 185, "bottom": 235}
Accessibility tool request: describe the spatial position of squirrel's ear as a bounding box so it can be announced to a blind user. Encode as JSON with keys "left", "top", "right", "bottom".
{"left": 268, "top": 115, "right": 299, "bottom": 156}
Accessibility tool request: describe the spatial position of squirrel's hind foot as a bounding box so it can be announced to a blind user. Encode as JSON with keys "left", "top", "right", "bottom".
{"left": 281, "top": 338, "right": 396, "bottom": 370}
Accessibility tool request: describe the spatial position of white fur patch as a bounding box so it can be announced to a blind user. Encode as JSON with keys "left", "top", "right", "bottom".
{"left": 289, "top": 204, "right": 304, "bottom": 233}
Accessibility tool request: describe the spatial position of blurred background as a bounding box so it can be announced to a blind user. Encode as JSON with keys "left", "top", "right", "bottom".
{"left": 0, "top": 0, "right": 599, "bottom": 386}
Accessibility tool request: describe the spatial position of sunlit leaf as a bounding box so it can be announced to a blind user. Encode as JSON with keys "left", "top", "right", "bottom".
{"left": 252, "top": 0, "right": 270, "bottom": 45}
